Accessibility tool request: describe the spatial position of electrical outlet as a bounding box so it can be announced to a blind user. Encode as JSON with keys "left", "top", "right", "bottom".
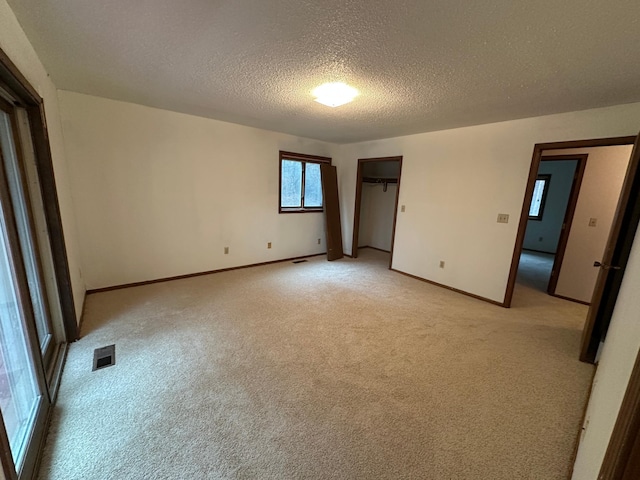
{"left": 317, "top": 238, "right": 321, "bottom": 244}
{"left": 589, "top": 218, "right": 597, "bottom": 227}
{"left": 439, "top": 261, "right": 445, "bottom": 269}
{"left": 401, "top": 205, "right": 406, "bottom": 212}
{"left": 267, "top": 242, "right": 272, "bottom": 249}
{"left": 224, "top": 247, "right": 229, "bottom": 254}
{"left": 497, "top": 213, "right": 509, "bottom": 224}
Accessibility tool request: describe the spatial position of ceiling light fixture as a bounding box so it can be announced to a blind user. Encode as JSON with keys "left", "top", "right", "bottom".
{"left": 312, "top": 82, "right": 358, "bottom": 107}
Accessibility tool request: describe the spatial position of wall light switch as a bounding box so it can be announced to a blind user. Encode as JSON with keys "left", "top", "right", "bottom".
{"left": 497, "top": 214, "right": 509, "bottom": 224}
{"left": 439, "top": 261, "right": 445, "bottom": 269}
{"left": 589, "top": 218, "right": 597, "bottom": 227}
{"left": 317, "top": 238, "right": 321, "bottom": 244}
{"left": 267, "top": 242, "right": 272, "bottom": 249}
{"left": 224, "top": 247, "right": 229, "bottom": 254}
{"left": 401, "top": 205, "right": 406, "bottom": 212}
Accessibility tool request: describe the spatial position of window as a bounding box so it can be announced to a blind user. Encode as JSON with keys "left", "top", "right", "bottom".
{"left": 529, "top": 174, "right": 551, "bottom": 220}
{"left": 279, "top": 151, "right": 331, "bottom": 213}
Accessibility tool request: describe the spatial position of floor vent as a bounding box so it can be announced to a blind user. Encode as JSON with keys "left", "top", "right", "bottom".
{"left": 292, "top": 259, "right": 308, "bottom": 264}
{"left": 93, "top": 345, "right": 116, "bottom": 371}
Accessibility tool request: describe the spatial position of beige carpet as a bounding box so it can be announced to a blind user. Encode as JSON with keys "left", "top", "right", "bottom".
{"left": 38, "top": 249, "right": 594, "bottom": 479}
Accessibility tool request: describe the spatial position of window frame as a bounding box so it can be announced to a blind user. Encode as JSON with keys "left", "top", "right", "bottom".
{"left": 278, "top": 151, "right": 331, "bottom": 214}
{"left": 529, "top": 174, "right": 551, "bottom": 221}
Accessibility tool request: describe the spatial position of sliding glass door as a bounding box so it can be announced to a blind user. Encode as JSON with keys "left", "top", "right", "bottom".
{"left": 0, "top": 99, "right": 53, "bottom": 478}
{"left": 0, "top": 193, "right": 47, "bottom": 472}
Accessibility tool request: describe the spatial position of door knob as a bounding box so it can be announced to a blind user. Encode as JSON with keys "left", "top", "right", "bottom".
{"left": 593, "top": 261, "right": 621, "bottom": 270}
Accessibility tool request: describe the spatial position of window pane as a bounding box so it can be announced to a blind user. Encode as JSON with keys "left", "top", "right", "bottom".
{"left": 304, "top": 163, "right": 323, "bottom": 208}
{"left": 0, "top": 201, "right": 40, "bottom": 467}
{"left": 529, "top": 179, "right": 546, "bottom": 217}
{"left": 281, "top": 160, "right": 302, "bottom": 208}
{"left": 0, "top": 111, "right": 52, "bottom": 353}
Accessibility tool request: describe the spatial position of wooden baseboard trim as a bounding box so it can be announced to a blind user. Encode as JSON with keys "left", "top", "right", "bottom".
{"left": 360, "top": 245, "right": 391, "bottom": 254}
{"left": 87, "top": 253, "right": 327, "bottom": 294}
{"left": 390, "top": 268, "right": 505, "bottom": 307}
{"left": 549, "top": 292, "right": 591, "bottom": 306}
{"left": 522, "top": 248, "right": 557, "bottom": 255}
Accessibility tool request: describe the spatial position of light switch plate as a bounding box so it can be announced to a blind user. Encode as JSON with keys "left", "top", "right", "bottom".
{"left": 497, "top": 213, "right": 509, "bottom": 224}
{"left": 589, "top": 218, "right": 597, "bottom": 227}
{"left": 401, "top": 205, "right": 406, "bottom": 212}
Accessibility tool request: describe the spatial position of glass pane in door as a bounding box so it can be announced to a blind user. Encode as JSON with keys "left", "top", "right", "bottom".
{"left": 0, "top": 208, "right": 40, "bottom": 466}
{"left": 0, "top": 110, "right": 52, "bottom": 356}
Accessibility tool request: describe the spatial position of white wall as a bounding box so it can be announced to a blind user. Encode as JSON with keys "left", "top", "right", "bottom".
{"left": 0, "top": 0, "right": 84, "bottom": 319}
{"left": 58, "top": 91, "right": 337, "bottom": 289}
{"left": 358, "top": 183, "right": 397, "bottom": 251}
{"left": 549, "top": 146, "right": 632, "bottom": 303}
{"left": 523, "top": 160, "right": 577, "bottom": 253}
{"left": 334, "top": 104, "right": 640, "bottom": 303}
{"left": 572, "top": 223, "right": 640, "bottom": 479}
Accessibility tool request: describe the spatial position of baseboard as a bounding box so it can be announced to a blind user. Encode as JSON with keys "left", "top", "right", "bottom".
{"left": 390, "top": 268, "right": 505, "bottom": 307}
{"left": 359, "top": 245, "right": 391, "bottom": 254}
{"left": 87, "top": 253, "right": 327, "bottom": 294}
{"left": 522, "top": 248, "right": 557, "bottom": 255}
{"left": 549, "top": 292, "right": 591, "bottom": 306}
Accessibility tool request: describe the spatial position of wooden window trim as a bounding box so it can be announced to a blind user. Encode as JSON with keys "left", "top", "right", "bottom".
{"left": 0, "top": 47, "right": 78, "bottom": 342}
{"left": 528, "top": 174, "right": 551, "bottom": 221}
{"left": 278, "top": 151, "right": 331, "bottom": 214}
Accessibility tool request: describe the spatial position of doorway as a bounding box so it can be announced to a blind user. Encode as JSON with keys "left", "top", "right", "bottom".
{"left": 351, "top": 156, "right": 403, "bottom": 266}
{"left": 506, "top": 136, "right": 639, "bottom": 364}
{"left": 517, "top": 154, "right": 586, "bottom": 298}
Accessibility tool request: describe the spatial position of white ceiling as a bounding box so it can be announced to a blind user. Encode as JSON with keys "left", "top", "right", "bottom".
{"left": 7, "top": 0, "right": 640, "bottom": 143}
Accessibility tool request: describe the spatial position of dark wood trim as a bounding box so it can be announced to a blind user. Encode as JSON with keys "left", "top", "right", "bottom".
{"left": 0, "top": 48, "right": 41, "bottom": 105}
{"left": 390, "top": 268, "right": 504, "bottom": 307}
{"left": 504, "top": 144, "right": 544, "bottom": 307}
{"left": 351, "top": 156, "right": 402, "bottom": 267}
{"left": 580, "top": 137, "right": 640, "bottom": 364}
{"left": 528, "top": 173, "right": 551, "bottom": 221}
{"left": 504, "top": 136, "right": 636, "bottom": 308}
{"left": 548, "top": 292, "right": 591, "bottom": 306}
{"left": 278, "top": 151, "right": 331, "bottom": 214}
{"left": 599, "top": 348, "right": 640, "bottom": 479}
{"left": 545, "top": 155, "right": 588, "bottom": 295}
{"left": 279, "top": 151, "right": 332, "bottom": 164}
{"left": 535, "top": 136, "right": 636, "bottom": 151}
{"left": 522, "top": 247, "right": 556, "bottom": 255}
{"left": 389, "top": 158, "right": 403, "bottom": 269}
{"left": 0, "top": 47, "right": 78, "bottom": 342}
{"left": 359, "top": 245, "right": 391, "bottom": 254}
{"left": 351, "top": 162, "right": 364, "bottom": 257}
{"left": 87, "top": 253, "right": 327, "bottom": 294}
{"left": 27, "top": 104, "right": 78, "bottom": 341}
{"left": 279, "top": 208, "right": 323, "bottom": 214}
{"left": 0, "top": 411, "right": 17, "bottom": 480}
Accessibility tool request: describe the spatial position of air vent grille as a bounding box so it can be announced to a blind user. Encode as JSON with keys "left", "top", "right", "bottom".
{"left": 93, "top": 344, "right": 116, "bottom": 371}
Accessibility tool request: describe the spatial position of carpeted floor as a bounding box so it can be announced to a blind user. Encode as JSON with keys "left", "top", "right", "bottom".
{"left": 38, "top": 249, "right": 594, "bottom": 479}
{"left": 517, "top": 250, "right": 555, "bottom": 293}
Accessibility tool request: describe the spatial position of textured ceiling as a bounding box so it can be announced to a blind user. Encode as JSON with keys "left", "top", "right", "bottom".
{"left": 7, "top": 0, "right": 640, "bottom": 143}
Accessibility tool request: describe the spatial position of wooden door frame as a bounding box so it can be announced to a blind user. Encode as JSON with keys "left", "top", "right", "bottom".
{"left": 351, "top": 156, "right": 403, "bottom": 267}
{"left": 600, "top": 347, "right": 640, "bottom": 479}
{"left": 505, "top": 135, "right": 635, "bottom": 308}
{"left": 0, "top": 48, "right": 78, "bottom": 342}
{"left": 537, "top": 154, "right": 588, "bottom": 297}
